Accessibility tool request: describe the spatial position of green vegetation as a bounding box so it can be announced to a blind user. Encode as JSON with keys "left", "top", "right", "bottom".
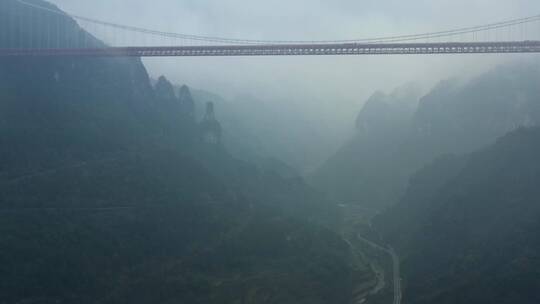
{"left": 375, "top": 127, "right": 540, "bottom": 304}
{"left": 0, "top": 1, "right": 372, "bottom": 303}
{"left": 313, "top": 56, "right": 540, "bottom": 304}
{"left": 312, "top": 63, "right": 540, "bottom": 209}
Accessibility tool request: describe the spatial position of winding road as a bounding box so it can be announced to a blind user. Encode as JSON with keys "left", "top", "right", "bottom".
{"left": 356, "top": 234, "right": 401, "bottom": 304}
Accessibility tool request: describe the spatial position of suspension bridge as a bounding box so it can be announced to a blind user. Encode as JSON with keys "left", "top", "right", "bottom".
{"left": 1, "top": 0, "right": 540, "bottom": 57}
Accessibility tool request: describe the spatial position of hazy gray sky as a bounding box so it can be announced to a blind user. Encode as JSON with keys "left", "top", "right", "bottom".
{"left": 47, "top": 0, "right": 540, "bottom": 122}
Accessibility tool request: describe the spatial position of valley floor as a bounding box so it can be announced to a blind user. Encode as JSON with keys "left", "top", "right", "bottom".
{"left": 339, "top": 204, "right": 400, "bottom": 304}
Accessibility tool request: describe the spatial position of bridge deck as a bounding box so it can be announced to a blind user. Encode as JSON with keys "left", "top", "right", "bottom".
{"left": 1, "top": 41, "right": 540, "bottom": 57}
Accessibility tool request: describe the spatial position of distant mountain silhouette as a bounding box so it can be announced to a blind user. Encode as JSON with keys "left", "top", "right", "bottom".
{"left": 310, "top": 84, "right": 421, "bottom": 207}
{"left": 312, "top": 63, "right": 540, "bottom": 209}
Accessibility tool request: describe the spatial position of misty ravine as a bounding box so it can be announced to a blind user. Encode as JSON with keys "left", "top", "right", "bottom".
{"left": 2, "top": 1, "right": 540, "bottom": 304}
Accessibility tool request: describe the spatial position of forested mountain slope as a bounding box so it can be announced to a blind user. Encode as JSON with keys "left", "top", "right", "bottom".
{"left": 375, "top": 127, "right": 540, "bottom": 304}
{"left": 0, "top": 1, "right": 366, "bottom": 303}
{"left": 312, "top": 63, "right": 540, "bottom": 209}
{"left": 310, "top": 84, "right": 421, "bottom": 206}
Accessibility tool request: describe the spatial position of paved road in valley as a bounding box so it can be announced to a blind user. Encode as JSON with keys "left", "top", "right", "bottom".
{"left": 356, "top": 234, "right": 401, "bottom": 304}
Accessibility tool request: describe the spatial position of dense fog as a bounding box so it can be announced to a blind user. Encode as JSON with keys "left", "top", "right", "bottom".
{"left": 2, "top": 1, "right": 540, "bottom": 303}
{"left": 47, "top": 0, "right": 540, "bottom": 172}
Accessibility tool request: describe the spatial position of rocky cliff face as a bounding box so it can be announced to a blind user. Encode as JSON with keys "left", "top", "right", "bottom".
{"left": 0, "top": 1, "right": 363, "bottom": 303}
{"left": 310, "top": 84, "right": 421, "bottom": 207}
{"left": 312, "top": 62, "right": 540, "bottom": 209}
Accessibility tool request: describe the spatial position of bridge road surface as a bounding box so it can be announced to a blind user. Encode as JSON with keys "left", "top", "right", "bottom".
{"left": 356, "top": 234, "right": 401, "bottom": 304}
{"left": 1, "top": 41, "right": 540, "bottom": 57}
